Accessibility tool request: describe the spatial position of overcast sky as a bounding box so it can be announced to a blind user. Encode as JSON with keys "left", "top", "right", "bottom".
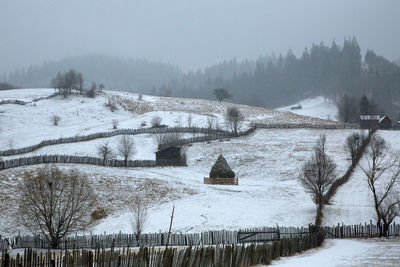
{"left": 0, "top": 0, "right": 399, "bottom": 73}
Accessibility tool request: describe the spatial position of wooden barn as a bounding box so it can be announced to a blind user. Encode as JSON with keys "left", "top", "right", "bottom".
{"left": 155, "top": 146, "right": 186, "bottom": 166}
{"left": 360, "top": 115, "right": 380, "bottom": 129}
{"left": 378, "top": 115, "right": 392, "bottom": 129}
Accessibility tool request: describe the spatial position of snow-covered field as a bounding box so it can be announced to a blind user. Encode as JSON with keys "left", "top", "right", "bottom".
{"left": 2, "top": 89, "right": 400, "bottom": 265}
{"left": 0, "top": 127, "right": 359, "bottom": 236}
{"left": 276, "top": 96, "right": 338, "bottom": 121}
{"left": 0, "top": 89, "right": 340, "bottom": 150}
{"left": 270, "top": 238, "right": 400, "bottom": 266}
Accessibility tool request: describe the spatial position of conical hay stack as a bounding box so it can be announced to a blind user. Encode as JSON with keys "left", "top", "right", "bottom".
{"left": 209, "top": 154, "right": 235, "bottom": 178}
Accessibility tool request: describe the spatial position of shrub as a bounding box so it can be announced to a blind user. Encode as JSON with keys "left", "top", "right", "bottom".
{"left": 151, "top": 116, "right": 162, "bottom": 128}
{"left": 112, "top": 119, "right": 119, "bottom": 129}
{"left": 91, "top": 207, "right": 107, "bottom": 220}
{"left": 51, "top": 115, "right": 61, "bottom": 126}
{"left": 105, "top": 97, "right": 118, "bottom": 112}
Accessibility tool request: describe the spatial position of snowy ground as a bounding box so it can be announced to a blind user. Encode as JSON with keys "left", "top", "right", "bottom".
{"left": 1, "top": 89, "right": 398, "bottom": 242}
{"left": 276, "top": 96, "right": 338, "bottom": 121}
{"left": 269, "top": 238, "right": 400, "bottom": 266}
{"left": 0, "top": 128, "right": 358, "bottom": 236}
{"left": 2, "top": 133, "right": 204, "bottom": 161}
{"left": 0, "top": 89, "right": 339, "bottom": 150}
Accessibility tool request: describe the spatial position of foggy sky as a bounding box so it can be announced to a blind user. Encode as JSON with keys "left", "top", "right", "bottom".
{"left": 1, "top": 0, "right": 399, "bottom": 73}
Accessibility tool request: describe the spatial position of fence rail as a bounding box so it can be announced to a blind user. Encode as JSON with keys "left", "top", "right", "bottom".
{"left": 254, "top": 122, "right": 359, "bottom": 130}
{"left": 0, "top": 226, "right": 310, "bottom": 250}
{"left": 323, "top": 221, "right": 400, "bottom": 239}
{"left": 0, "top": 92, "right": 59, "bottom": 106}
{"left": 0, "top": 221, "right": 396, "bottom": 251}
{"left": 0, "top": 127, "right": 228, "bottom": 157}
{"left": 0, "top": 155, "right": 155, "bottom": 171}
{"left": 0, "top": 123, "right": 358, "bottom": 158}
{"left": 1, "top": 231, "right": 325, "bottom": 267}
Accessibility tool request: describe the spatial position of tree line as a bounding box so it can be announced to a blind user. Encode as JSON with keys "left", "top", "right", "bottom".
{"left": 2, "top": 38, "right": 399, "bottom": 119}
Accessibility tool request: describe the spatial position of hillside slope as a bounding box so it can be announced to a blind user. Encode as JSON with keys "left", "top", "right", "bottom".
{"left": 0, "top": 88, "right": 389, "bottom": 238}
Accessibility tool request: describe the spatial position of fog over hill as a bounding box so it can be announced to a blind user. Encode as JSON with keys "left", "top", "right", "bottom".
{"left": 2, "top": 39, "right": 400, "bottom": 119}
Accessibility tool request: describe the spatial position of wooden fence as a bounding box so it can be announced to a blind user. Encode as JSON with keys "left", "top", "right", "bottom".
{"left": 0, "top": 127, "right": 228, "bottom": 157}
{"left": 0, "top": 231, "right": 325, "bottom": 267}
{"left": 0, "top": 226, "right": 311, "bottom": 250}
{"left": 0, "top": 92, "right": 59, "bottom": 106}
{"left": 0, "top": 122, "right": 357, "bottom": 158}
{"left": 323, "top": 221, "right": 400, "bottom": 238}
{"left": 254, "top": 122, "right": 359, "bottom": 130}
{"left": 0, "top": 155, "right": 155, "bottom": 171}
{"left": 1, "top": 221, "right": 399, "bottom": 251}
{"left": 157, "top": 133, "right": 229, "bottom": 150}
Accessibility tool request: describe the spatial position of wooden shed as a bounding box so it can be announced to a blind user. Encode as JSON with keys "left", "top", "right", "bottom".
{"left": 155, "top": 146, "right": 186, "bottom": 166}
{"left": 378, "top": 115, "right": 392, "bottom": 129}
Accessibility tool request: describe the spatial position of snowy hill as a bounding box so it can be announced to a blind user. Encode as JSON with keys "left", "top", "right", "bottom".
{"left": 0, "top": 89, "right": 398, "bottom": 238}
{"left": 276, "top": 96, "right": 338, "bottom": 121}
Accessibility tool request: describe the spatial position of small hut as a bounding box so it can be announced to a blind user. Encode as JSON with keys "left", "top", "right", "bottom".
{"left": 156, "top": 146, "right": 186, "bottom": 166}
{"left": 378, "top": 115, "right": 392, "bottom": 129}
{"left": 204, "top": 154, "right": 238, "bottom": 185}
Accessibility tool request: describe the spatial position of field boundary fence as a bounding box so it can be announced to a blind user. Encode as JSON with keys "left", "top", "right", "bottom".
{"left": 0, "top": 231, "right": 325, "bottom": 267}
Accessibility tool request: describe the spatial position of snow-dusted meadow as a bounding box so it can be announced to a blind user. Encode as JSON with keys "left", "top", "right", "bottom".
{"left": 276, "top": 96, "right": 338, "bottom": 121}
{"left": 1, "top": 88, "right": 399, "bottom": 242}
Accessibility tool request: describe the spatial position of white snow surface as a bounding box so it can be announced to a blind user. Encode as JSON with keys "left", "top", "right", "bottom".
{"left": 84, "top": 128, "right": 356, "bottom": 235}
{"left": 269, "top": 238, "right": 400, "bottom": 266}
{"left": 0, "top": 88, "right": 55, "bottom": 102}
{"left": 1, "top": 89, "right": 398, "bottom": 238}
{"left": 276, "top": 96, "right": 338, "bottom": 121}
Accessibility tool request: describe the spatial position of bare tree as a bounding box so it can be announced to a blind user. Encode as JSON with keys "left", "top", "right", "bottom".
{"left": 18, "top": 167, "right": 95, "bottom": 248}
{"left": 87, "top": 82, "right": 97, "bottom": 98}
{"left": 213, "top": 88, "right": 231, "bottom": 103}
{"left": 151, "top": 116, "right": 162, "bottom": 128}
{"left": 77, "top": 72, "right": 84, "bottom": 94}
{"left": 112, "top": 119, "right": 119, "bottom": 129}
{"left": 97, "top": 141, "right": 114, "bottom": 165}
{"left": 187, "top": 113, "right": 192, "bottom": 129}
{"left": 225, "top": 106, "right": 245, "bottom": 135}
{"left": 207, "top": 117, "right": 215, "bottom": 133}
{"left": 129, "top": 195, "right": 149, "bottom": 244}
{"left": 360, "top": 134, "right": 400, "bottom": 237}
{"left": 345, "top": 132, "right": 365, "bottom": 165}
{"left": 51, "top": 115, "right": 61, "bottom": 126}
{"left": 298, "top": 134, "right": 337, "bottom": 226}
{"left": 118, "top": 135, "right": 135, "bottom": 166}
{"left": 155, "top": 133, "right": 181, "bottom": 148}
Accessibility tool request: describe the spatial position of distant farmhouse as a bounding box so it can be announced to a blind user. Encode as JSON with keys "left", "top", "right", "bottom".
{"left": 360, "top": 115, "right": 392, "bottom": 130}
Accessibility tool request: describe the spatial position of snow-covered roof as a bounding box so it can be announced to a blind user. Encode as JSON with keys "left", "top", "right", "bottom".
{"left": 360, "top": 115, "right": 380, "bottom": 121}
{"left": 378, "top": 115, "right": 391, "bottom": 124}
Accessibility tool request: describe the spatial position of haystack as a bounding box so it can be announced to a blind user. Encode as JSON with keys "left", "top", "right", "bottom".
{"left": 209, "top": 154, "right": 235, "bottom": 178}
